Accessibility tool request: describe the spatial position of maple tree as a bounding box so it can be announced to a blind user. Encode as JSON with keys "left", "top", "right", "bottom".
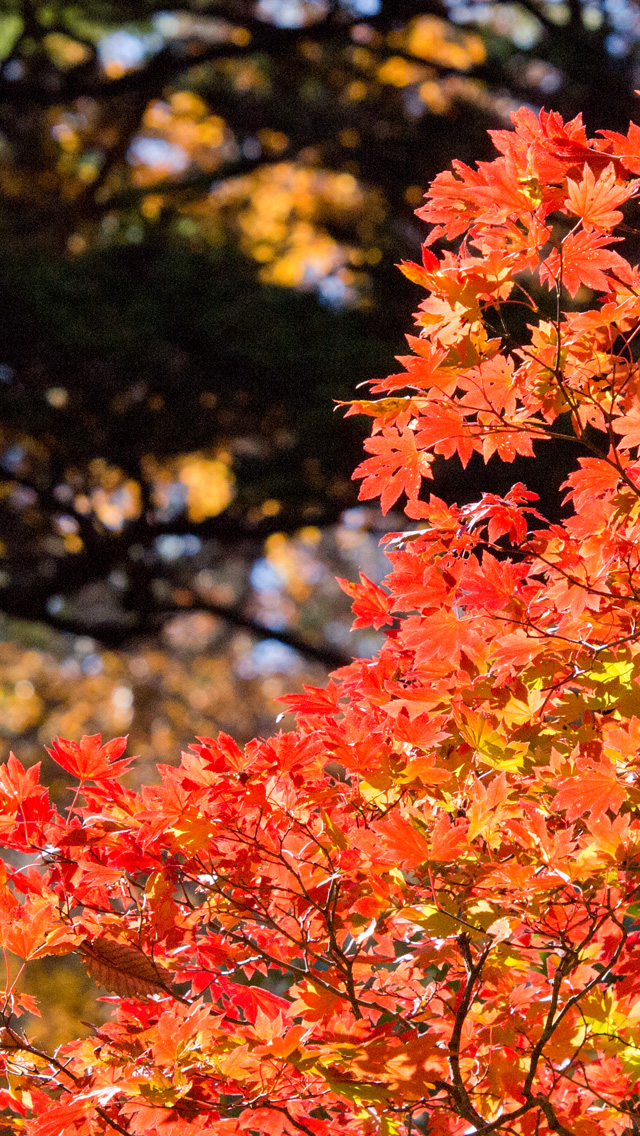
{"left": 8, "top": 104, "right": 640, "bottom": 1135}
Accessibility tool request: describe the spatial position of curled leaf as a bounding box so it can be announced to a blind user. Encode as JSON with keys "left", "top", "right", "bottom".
{"left": 80, "top": 940, "right": 172, "bottom": 998}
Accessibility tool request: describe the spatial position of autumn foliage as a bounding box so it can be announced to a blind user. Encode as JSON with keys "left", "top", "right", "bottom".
{"left": 5, "top": 106, "right": 640, "bottom": 1134}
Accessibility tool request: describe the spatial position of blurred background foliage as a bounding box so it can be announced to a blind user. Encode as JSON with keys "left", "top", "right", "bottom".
{"left": 3, "top": 0, "right": 640, "bottom": 1049}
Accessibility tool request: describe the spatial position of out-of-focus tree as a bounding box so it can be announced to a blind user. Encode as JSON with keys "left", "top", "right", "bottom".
{"left": 1, "top": 0, "right": 640, "bottom": 655}
{"left": 1, "top": 0, "right": 638, "bottom": 261}
{"left": 0, "top": 508, "right": 389, "bottom": 772}
{"left": 0, "top": 249, "right": 395, "bottom": 653}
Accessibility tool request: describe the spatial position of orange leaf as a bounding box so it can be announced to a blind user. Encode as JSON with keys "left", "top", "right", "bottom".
{"left": 564, "top": 163, "right": 635, "bottom": 230}
{"left": 554, "top": 761, "right": 626, "bottom": 821}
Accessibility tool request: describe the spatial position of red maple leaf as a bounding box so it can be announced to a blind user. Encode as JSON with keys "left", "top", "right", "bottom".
{"left": 599, "top": 121, "right": 640, "bottom": 175}
{"left": 337, "top": 573, "right": 392, "bottom": 629}
{"left": 541, "top": 230, "right": 630, "bottom": 296}
{"left": 0, "top": 752, "right": 44, "bottom": 806}
{"left": 354, "top": 425, "right": 433, "bottom": 513}
{"left": 46, "top": 734, "right": 134, "bottom": 782}
{"left": 562, "top": 457, "right": 622, "bottom": 510}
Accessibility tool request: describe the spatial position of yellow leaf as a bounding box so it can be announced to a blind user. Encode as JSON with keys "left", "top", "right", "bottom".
{"left": 169, "top": 812, "right": 215, "bottom": 853}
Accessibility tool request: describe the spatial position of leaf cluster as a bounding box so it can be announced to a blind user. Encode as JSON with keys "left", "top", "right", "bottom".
{"left": 5, "top": 104, "right": 640, "bottom": 1134}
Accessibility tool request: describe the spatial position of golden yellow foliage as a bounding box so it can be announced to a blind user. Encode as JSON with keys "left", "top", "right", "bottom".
{"left": 142, "top": 451, "right": 235, "bottom": 522}
{"left": 377, "top": 56, "right": 427, "bottom": 88}
{"left": 44, "top": 33, "right": 91, "bottom": 70}
{"left": 203, "top": 163, "right": 382, "bottom": 296}
{"left": 178, "top": 453, "right": 236, "bottom": 522}
{"left": 404, "top": 16, "right": 486, "bottom": 70}
{"left": 263, "top": 529, "right": 323, "bottom": 603}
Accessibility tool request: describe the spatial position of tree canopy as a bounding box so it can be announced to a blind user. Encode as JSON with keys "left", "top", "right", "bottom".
{"left": 2, "top": 0, "right": 640, "bottom": 656}
{"left": 6, "top": 101, "right": 640, "bottom": 1134}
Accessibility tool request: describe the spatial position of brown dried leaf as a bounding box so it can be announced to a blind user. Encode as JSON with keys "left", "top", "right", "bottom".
{"left": 80, "top": 939, "right": 172, "bottom": 998}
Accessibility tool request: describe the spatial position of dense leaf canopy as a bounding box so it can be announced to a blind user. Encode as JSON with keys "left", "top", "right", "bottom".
{"left": 5, "top": 101, "right": 640, "bottom": 1135}
{"left": 2, "top": 0, "right": 640, "bottom": 656}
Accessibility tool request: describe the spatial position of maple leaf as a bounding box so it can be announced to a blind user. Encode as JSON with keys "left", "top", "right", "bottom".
{"left": 599, "top": 121, "right": 640, "bottom": 175}
{"left": 46, "top": 734, "right": 134, "bottom": 782}
{"left": 429, "top": 813, "right": 468, "bottom": 860}
{"left": 585, "top": 812, "right": 630, "bottom": 857}
{"left": 338, "top": 396, "right": 415, "bottom": 426}
{"left": 613, "top": 406, "right": 640, "bottom": 451}
{"left": 414, "top": 402, "right": 477, "bottom": 467}
{"left": 540, "top": 230, "right": 630, "bottom": 296}
{"left": 376, "top": 809, "right": 431, "bottom": 869}
{"left": 278, "top": 681, "right": 341, "bottom": 718}
{"left": 238, "top": 1106, "right": 294, "bottom": 1136}
{"left": 398, "top": 254, "right": 439, "bottom": 289}
{"left": 401, "top": 607, "right": 473, "bottom": 668}
{"left": 415, "top": 164, "right": 481, "bottom": 243}
{"left": 564, "top": 163, "right": 636, "bottom": 230}
{"left": 289, "top": 983, "right": 343, "bottom": 1022}
{"left": 353, "top": 425, "right": 433, "bottom": 513}
{"left": 458, "top": 553, "right": 528, "bottom": 614}
{"left": 189, "top": 730, "right": 247, "bottom": 775}
{"left": 562, "top": 457, "right": 622, "bottom": 510}
{"left": 0, "top": 753, "right": 44, "bottom": 806}
{"left": 168, "top": 810, "right": 215, "bottom": 853}
{"left": 0, "top": 896, "right": 81, "bottom": 961}
{"left": 337, "top": 573, "right": 392, "bottom": 629}
{"left": 467, "top": 772, "right": 510, "bottom": 842}
{"left": 553, "top": 759, "right": 626, "bottom": 820}
{"left": 30, "top": 1099, "right": 93, "bottom": 1136}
